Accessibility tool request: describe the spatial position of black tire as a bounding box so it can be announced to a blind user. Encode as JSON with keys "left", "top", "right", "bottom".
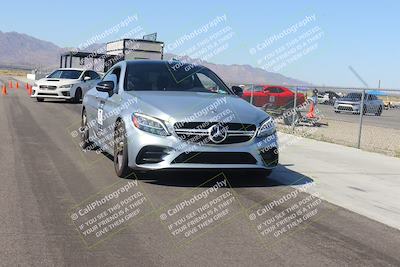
{"left": 73, "top": 88, "right": 82, "bottom": 103}
{"left": 376, "top": 106, "right": 382, "bottom": 116}
{"left": 80, "top": 109, "right": 91, "bottom": 149}
{"left": 36, "top": 97, "right": 44, "bottom": 102}
{"left": 334, "top": 110, "right": 340, "bottom": 113}
{"left": 114, "top": 120, "right": 131, "bottom": 178}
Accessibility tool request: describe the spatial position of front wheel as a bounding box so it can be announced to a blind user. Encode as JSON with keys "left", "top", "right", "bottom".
{"left": 80, "top": 110, "right": 91, "bottom": 149}
{"left": 375, "top": 106, "right": 382, "bottom": 116}
{"left": 72, "top": 88, "right": 82, "bottom": 103}
{"left": 36, "top": 97, "right": 44, "bottom": 102}
{"left": 114, "top": 120, "right": 131, "bottom": 177}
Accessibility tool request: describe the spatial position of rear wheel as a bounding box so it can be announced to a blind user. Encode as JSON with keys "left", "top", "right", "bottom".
{"left": 114, "top": 120, "right": 131, "bottom": 177}
{"left": 36, "top": 97, "right": 44, "bottom": 102}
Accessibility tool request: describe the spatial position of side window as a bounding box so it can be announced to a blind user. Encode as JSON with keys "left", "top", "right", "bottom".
{"left": 197, "top": 73, "right": 220, "bottom": 93}
{"left": 89, "top": 71, "right": 100, "bottom": 80}
{"left": 82, "top": 71, "right": 90, "bottom": 79}
{"left": 268, "top": 87, "right": 284, "bottom": 93}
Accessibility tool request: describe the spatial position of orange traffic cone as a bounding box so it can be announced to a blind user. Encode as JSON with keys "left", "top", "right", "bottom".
{"left": 25, "top": 82, "right": 29, "bottom": 90}
{"left": 16, "top": 81, "right": 19, "bottom": 89}
{"left": 9, "top": 81, "right": 13, "bottom": 88}
{"left": 2, "top": 85, "right": 7, "bottom": 96}
{"left": 306, "top": 102, "right": 316, "bottom": 118}
{"left": 28, "top": 85, "right": 32, "bottom": 95}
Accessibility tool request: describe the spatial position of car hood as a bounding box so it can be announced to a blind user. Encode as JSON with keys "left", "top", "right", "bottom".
{"left": 124, "top": 91, "right": 269, "bottom": 125}
{"left": 37, "top": 78, "right": 80, "bottom": 86}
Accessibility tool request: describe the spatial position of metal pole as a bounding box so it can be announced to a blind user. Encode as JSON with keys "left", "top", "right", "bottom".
{"left": 357, "top": 89, "right": 365, "bottom": 149}
{"left": 250, "top": 84, "right": 254, "bottom": 105}
{"left": 291, "top": 87, "right": 298, "bottom": 132}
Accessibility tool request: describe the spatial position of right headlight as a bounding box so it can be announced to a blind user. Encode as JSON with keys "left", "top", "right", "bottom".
{"left": 59, "top": 84, "right": 73, "bottom": 88}
{"left": 132, "top": 113, "right": 170, "bottom": 136}
{"left": 257, "top": 117, "right": 276, "bottom": 137}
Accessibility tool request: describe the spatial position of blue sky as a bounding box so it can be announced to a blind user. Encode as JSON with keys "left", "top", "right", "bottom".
{"left": 1, "top": 0, "right": 399, "bottom": 88}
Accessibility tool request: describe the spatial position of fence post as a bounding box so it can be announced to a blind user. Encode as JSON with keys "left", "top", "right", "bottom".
{"left": 291, "top": 87, "right": 298, "bottom": 132}
{"left": 250, "top": 84, "right": 254, "bottom": 105}
{"left": 357, "top": 89, "right": 365, "bottom": 149}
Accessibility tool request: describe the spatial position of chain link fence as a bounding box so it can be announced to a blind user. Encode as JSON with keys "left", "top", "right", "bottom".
{"left": 230, "top": 83, "right": 400, "bottom": 157}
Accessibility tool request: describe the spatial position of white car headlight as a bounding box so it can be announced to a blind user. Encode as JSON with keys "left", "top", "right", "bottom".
{"left": 59, "top": 84, "right": 73, "bottom": 88}
{"left": 257, "top": 117, "right": 276, "bottom": 137}
{"left": 33, "top": 82, "right": 38, "bottom": 87}
{"left": 132, "top": 113, "right": 170, "bottom": 136}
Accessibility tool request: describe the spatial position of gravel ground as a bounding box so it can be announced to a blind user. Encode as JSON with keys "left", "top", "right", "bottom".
{"left": 278, "top": 118, "right": 400, "bottom": 157}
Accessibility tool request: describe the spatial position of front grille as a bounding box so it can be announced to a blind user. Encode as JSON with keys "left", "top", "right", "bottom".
{"left": 338, "top": 106, "right": 354, "bottom": 111}
{"left": 174, "top": 122, "right": 256, "bottom": 145}
{"left": 136, "top": 146, "right": 170, "bottom": 164}
{"left": 39, "top": 85, "right": 57, "bottom": 90}
{"left": 172, "top": 152, "right": 257, "bottom": 164}
{"left": 38, "top": 93, "right": 58, "bottom": 96}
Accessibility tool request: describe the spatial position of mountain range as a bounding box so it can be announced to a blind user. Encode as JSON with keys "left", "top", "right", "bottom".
{"left": 0, "top": 30, "right": 309, "bottom": 85}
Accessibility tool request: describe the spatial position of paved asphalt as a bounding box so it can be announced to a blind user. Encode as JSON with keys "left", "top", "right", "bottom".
{"left": 1, "top": 77, "right": 400, "bottom": 266}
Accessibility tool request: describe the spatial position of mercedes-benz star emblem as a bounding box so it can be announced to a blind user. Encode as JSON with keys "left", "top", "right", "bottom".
{"left": 208, "top": 124, "right": 228, "bottom": 144}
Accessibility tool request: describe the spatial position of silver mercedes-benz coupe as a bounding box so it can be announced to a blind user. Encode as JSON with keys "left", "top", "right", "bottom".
{"left": 80, "top": 60, "right": 278, "bottom": 177}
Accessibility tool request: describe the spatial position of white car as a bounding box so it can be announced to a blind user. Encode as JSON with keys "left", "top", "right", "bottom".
{"left": 31, "top": 68, "right": 101, "bottom": 103}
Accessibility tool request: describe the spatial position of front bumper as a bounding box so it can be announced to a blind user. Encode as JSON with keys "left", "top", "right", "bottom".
{"left": 31, "top": 86, "right": 73, "bottom": 99}
{"left": 126, "top": 124, "right": 279, "bottom": 171}
{"left": 334, "top": 104, "right": 360, "bottom": 113}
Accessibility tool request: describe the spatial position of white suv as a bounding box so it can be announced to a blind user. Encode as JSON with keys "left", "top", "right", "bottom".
{"left": 31, "top": 68, "right": 101, "bottom": 103}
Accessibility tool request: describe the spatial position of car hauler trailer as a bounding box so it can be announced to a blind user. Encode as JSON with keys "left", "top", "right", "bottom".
{"left": 58, "top": 35, "right": 164, "bottom": 73}
{"left": 106, "top": 38, "right": 164, "bottom": 61}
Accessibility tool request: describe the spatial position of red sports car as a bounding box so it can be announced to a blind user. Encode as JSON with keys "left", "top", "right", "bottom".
{"left": 242, "top": 85, "right": 305, "bottom": 109}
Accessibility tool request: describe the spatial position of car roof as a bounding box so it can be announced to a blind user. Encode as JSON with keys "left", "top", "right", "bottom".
{"left": 125, "top": 60, "right": 204, "bottom": 69}
{"left": 56, "top": 68, "right": 97, "bottom": 72}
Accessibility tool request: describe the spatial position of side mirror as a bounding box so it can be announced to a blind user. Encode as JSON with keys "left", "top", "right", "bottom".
{"left": 84, "top": 76, "right": 91, "bottom": 81}
{"left": 231, "top": 86, "right": 243, "bottom": 97}
{"left": 96, "top": 81, "right": 114, "bottom": 97}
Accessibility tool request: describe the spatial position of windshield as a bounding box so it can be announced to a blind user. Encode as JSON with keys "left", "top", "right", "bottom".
{"left": 344, "top": 93, "right": 362, "bottom": 100}
{"left": 125, "top": 62, "right": 231, "bottom": 94}
{"left": 47, "top": 70, "right": 83, "bottom": 79}
{"left": 253, "top": 86, "right": 265, "bottom": 92}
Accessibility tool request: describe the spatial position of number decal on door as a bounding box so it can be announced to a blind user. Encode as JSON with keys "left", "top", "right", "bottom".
{"left": 269, "top": 96, "right": 275, "bottom": 102}
{"left": 97, "top": 101, "right": 105, "bottom": 128}
{"left": 97, "top": 109, "right": 103, "bottom": 125}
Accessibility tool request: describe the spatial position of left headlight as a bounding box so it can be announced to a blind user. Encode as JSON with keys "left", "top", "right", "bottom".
{"left": 257, "top": 117, "right": 276, "bottom": 137}
{"left": 59, "top": 84, "right": 73, "bottom": 88}
{"left": 132, "top": 113, "right": 170, "bottom": 136}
